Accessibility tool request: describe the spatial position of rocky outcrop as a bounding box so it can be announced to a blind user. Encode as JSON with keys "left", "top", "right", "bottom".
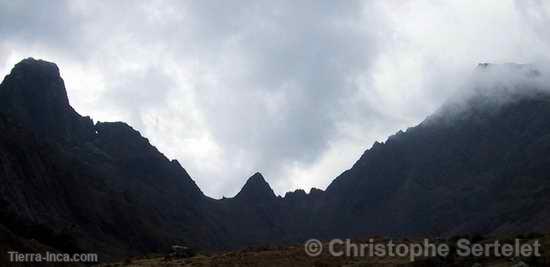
{"left": 0, "top": 58, "right": 95, "bottom": 142}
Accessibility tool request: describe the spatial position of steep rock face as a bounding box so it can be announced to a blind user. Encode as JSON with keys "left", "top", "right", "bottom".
{"left": 322, "top": 65, "right": 550, "bottom": 239}
{"left": 0, "top": 58, "right": 219, "bottom": 260}
{"left": 0, "top": 58, "right": 94, "bottom": 142}
{"left": 92, "top": 121, "right": 203, "bottom": 198}
{"left": 0, "top": 114, "right": 81, "bottom": 253}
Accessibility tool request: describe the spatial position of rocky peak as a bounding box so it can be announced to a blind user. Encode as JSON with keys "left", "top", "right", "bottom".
{"left": 235, "top": 172, "right": 276, "bottom": 201}
{"left": 309, "top": 187, "right": 324, "bottom": 196}
{"left": 284, "top": 189, "right": 307, "bottom": 201}
{"left": 0, "top": 58, "right": 94, "bottom": 141}
{"left": 5, "top": 58, "right": 69, "bottom": 104}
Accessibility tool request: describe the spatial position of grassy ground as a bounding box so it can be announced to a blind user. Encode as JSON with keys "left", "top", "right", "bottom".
{"left": 98, "top": 234, "right": 550, "bottom": 267}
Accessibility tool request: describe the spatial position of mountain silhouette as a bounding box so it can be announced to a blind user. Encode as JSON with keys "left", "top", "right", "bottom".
{"left": 235, "top": 172, "right": 277, "bottom": 201}
{"left": 1, "top": 58, "right": 550, "bottom": 261}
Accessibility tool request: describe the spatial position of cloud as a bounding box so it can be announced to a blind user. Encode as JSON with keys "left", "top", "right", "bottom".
{"left": 0, "top": 1, "right": 80, "bottom": 50}
{"left": 516, "top": 0, "right": 550, "bottom": 47}
{"left": 1, "top": 0, "right": 550, "bottom": 197}
{"left": 178, "top": 1, "right": 386, "bottom": 194}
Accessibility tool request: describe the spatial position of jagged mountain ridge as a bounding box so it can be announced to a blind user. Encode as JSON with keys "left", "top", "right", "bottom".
{"left": 0, "top": 59, "right": 224, "bottom": 259}
{"left": 319, "top": 63, "right": 550, "bottom": 238}
{"left": 1, "top": 58, "right": 550, "bottom": 261}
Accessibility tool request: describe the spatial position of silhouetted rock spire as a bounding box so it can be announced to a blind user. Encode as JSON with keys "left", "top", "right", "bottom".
{"left": 0, "top": 58, "right": 94, "bottom": 141}
{"left": 235, "top": 172, "right": 276, "bottom": 201}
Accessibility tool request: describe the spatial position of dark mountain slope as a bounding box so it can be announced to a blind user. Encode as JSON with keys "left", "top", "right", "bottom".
{"left": 1, "top": 58, "right": 550, "bottom": 262}
{"left": 0, "top": 58, "right": 95, "bottom": 142}
{"left": 0, "top": 58, "right": 224, "bottom": 260}
{"left": 322, "top": 64, "right": 550, "bottom": 239}
{"left": 213, "top": 173, "right": 325, "bottom": 248}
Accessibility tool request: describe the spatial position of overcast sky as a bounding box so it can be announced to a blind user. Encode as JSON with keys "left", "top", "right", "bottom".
{"left": 1, "top": 0, "right": 550, "bottom": 198}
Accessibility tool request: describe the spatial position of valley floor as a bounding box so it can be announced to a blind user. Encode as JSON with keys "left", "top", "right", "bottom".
{"left": 98, "top": 234, "right": 550, "bottom": 267}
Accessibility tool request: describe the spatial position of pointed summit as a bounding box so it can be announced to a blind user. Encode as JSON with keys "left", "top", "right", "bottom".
{"left": 4, "top": 58, "right": 69, "bottom": 105}
{"left": 0, "top": 58, "right": 94, "bottom": 141}
{"left": 235, "top": 172, "right": 276, "bottom": 201}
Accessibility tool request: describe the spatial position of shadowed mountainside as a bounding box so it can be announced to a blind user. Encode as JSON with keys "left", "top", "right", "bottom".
{"left": 1, "top": 58, "right": 550, "bottom": 262}
{"left": 0, "top": 59, "right": 225, "bottom": 260}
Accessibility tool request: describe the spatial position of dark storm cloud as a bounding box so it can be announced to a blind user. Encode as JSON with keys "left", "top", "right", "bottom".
{"left": 0, "top": 1, "right": 88, "bottom": 59}
{"left": 177, "top": 1, "right": 383, "bottom": 190}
